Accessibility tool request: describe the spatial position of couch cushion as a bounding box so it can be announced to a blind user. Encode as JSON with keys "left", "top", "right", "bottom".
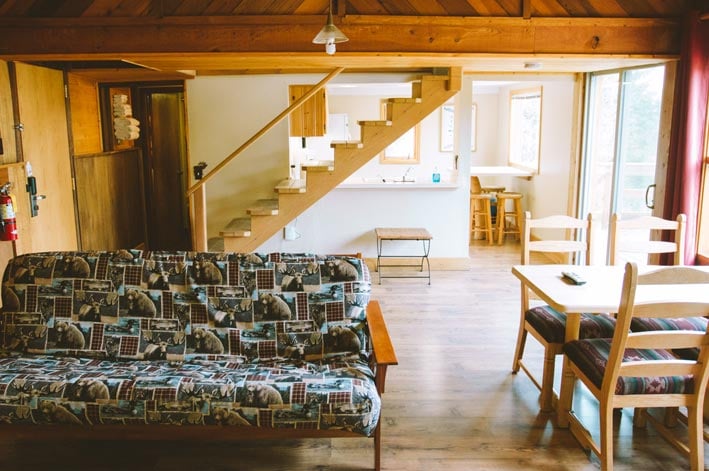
{"left": 1, "top": 251, "right": 371, "bottom": 363}
{"left": 0, "top": 351, "right": 380, "bottom": 436}
{"left": 525, "top": 305, "right": 616, "bottom": 344}
{"left": 563, "top": 338, "right": 694, "bottom": 395}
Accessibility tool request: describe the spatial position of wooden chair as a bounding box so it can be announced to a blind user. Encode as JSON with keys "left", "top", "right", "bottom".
{"left": 609, "top": 213, "right": 686, "bottom": 266}
{"left": 610, "top": 213, "right": 707, "bottom": 430}
{"left": 511, "top": 211, "right": 616, "bottom": 411}
{"left": 558, "top": 262, "right": 709, "bottom": 471}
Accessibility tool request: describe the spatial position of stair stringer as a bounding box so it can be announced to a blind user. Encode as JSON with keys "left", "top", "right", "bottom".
{"left": 223, "top": 71, "right": 462, "bottom": 252}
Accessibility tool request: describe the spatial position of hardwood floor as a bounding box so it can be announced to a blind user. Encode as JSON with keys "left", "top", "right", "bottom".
{"left": 0, "top": 241, "right": 705, "bottom": 470}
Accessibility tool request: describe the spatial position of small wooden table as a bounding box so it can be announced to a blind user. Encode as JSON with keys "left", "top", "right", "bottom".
{"left": 375, "top": 227, "right": 432, "bottom": 285}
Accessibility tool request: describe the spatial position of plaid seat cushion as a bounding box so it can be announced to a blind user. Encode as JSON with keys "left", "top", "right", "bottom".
{"left": 630, "top": 317, "right": 707, "bottom": 360}
{"left": 525, "top": 305, "right": 616, "bottom": 344}
{"left": 563, "top": 338, "right": 695, "bottom": 395}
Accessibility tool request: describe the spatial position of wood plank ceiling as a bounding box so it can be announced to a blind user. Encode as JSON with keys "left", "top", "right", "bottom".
{"left": 0, "top": 0, "right": 702, "bottom": 76}
{"left": 0, "top": 0, "right": 693, "bottom": 18}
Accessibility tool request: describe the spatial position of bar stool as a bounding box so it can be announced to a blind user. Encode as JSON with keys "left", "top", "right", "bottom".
{"left": 496, "top": 192, "right": 524, "bottom": 244}
{"left": 469, "top": 193, "right": 494, "bottom": 244}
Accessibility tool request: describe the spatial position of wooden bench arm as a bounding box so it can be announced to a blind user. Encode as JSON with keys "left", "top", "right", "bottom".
{"left": 366, "top": 300, "right": 397, "bottom": 394}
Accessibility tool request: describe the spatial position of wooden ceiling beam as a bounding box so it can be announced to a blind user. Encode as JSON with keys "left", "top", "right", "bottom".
{"left": 0, "top": 15, "right": 680, "bottom": 58}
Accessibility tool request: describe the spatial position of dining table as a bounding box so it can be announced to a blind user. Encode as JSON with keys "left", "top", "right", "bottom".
{"left": 511, "top": 263, "right": 709, "bottom": 423}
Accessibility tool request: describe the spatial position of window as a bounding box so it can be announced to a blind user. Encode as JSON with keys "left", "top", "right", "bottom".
{"left": 440, "top": 103, "right": 476, "bottom": 152}
{"left": 380, "top": 101, "right": 420, "bottom": 164}
{"left": 508, "top": 86, "right": 542, "bottom": 173}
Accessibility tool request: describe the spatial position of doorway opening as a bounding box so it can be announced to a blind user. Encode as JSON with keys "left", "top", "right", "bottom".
{"left": 99, "top": 82, "right": 191, "bottom": 250}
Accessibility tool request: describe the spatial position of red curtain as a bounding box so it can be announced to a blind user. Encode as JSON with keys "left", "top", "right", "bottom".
{"left": 663, "top": 10, "right": 709, "bottom": 265}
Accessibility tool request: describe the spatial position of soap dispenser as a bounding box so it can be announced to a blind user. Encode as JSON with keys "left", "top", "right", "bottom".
{"left": 432, "top": 166, "right": 441, "bottom": 183}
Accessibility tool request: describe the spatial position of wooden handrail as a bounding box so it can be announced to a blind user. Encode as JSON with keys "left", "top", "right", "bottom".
{"left": 186, "top": 67, "right": 345, "bottom": 196}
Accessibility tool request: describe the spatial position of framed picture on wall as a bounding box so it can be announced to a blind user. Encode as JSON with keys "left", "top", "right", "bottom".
{"left": 439, "top": 104, "right": 476, "bottom": 152}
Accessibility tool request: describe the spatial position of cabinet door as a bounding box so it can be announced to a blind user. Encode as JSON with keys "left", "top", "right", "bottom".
{"left": 288, "top": 85, "right": 327, "bottom": 137}
{"left": 14, "top": 62, "right": 78, "bottom": 252}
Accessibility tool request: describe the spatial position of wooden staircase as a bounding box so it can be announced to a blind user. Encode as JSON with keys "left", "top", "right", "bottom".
{"left": 219, "top": 67, "right": 462, "bottom": 252}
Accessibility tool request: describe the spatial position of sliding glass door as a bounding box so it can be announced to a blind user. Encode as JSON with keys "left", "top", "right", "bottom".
{"left": 579, "top": 65, "right": 666, "bottom": 264}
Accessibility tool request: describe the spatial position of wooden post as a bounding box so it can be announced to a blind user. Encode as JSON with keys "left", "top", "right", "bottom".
{"left": 190, "top": 184, "right": 207, "bottom": 251}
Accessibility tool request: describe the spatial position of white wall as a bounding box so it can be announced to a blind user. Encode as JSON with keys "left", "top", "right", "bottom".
{"left": 186, "top": 75, "right": 293, "bottom": 237}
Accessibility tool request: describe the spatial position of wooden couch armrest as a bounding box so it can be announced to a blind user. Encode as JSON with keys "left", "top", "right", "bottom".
{"left": 366, "top": 300, "right": 397, "bottom": 394}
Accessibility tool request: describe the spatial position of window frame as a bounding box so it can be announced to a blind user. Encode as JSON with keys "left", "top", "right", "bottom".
{"left": 507, "top": 86, "right": 543, "bottom": 174}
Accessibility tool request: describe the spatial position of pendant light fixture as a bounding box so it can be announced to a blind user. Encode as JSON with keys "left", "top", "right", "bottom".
{"left": 312, "top": 0, "right": 348, "bottom": 55}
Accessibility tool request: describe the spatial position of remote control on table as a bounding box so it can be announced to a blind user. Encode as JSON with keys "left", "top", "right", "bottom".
{"left": 562, "top": 271, "right": 586, "bottom": 285}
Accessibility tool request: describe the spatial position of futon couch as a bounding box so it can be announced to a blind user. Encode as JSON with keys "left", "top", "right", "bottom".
{"left": 0, "top": 250, "right": 396, "bottom": 470}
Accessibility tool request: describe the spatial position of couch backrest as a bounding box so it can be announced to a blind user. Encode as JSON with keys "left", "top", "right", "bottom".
{"left": 0, "top": 251, "right": 371, "bottom": 363}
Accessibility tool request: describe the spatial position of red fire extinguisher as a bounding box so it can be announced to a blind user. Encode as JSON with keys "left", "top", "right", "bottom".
{"left": 0, "top": 182, "right": 18, "bottom": 241}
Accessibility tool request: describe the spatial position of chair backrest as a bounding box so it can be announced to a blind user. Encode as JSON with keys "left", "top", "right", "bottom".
{"left": 609, "top": 213, "right": 686, "bottom": 266}
{"left": 521, "top": 211, "right": 594, "bottom": 266}
{"left": 470, "top": 176, "right": 482, "bottom": 195}
{"left": 604, "top": 262, "right": 709, "bottom": 402}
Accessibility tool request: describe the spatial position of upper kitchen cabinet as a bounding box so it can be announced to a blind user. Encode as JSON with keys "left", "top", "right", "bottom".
{"left": 289, "top": 84, "right": 327, "bottom": 137}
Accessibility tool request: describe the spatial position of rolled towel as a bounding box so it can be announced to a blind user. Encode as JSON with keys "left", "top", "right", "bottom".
{"left": 113, "top": 117, "right": 140, "bottom": 128}
{"left": 112, "top": 104, "right": 132, "bottom": 116}
{"left": 112, "top": 94, "right": 128, "bottom": 104}
{"left": 115, "top": 124, "right": 140, "bottom": 134}
{"left": 115, "top": 129, "right": 140, "bottom": 141}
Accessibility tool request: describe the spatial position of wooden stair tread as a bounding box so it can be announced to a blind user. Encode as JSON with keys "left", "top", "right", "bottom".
{"left": 220, "top": 217, "right": 251, "bottom": 237}
{"left": 387, "top": 97, "right": 422, "bottom": 104}
{"left": 420, "top": 74, "right": 449, "bottom": 81}
{"left": 247, "top": 198, "right": 279, "bottom": 216}
{"left": 301, "top": 160, "right": 334, "bottom": 172}
{"left": 275, "top": 178, "right": 307, "bottom": 193}
{"left": 358, "top": 120, "right": 392, "bottom": 127}
{"left": 330, "top": 141, "right": 363, "bottom": 149}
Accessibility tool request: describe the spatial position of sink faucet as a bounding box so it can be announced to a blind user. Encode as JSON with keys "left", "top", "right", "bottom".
{"left": 402, "top": 167, "right": 414, "bottom": 182}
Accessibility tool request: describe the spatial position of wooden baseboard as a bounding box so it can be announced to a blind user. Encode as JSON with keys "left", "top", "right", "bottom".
{"left": 365, "top": 257, "right": 472, "bottom": 272}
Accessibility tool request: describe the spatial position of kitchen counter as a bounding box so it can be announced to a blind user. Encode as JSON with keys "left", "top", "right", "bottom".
{"left": 336, "top": 179, "right": 458, "bottom": 189}
{"left": 470, "top": 166, "right": 534, "bottom": 177}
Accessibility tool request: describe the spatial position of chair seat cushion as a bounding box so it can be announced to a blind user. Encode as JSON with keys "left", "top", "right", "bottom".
{"left": 563, "top": 338, "right": 694, "bottom": 395}
{"left": 630, "top": 316, "right": 707, "bottom": 361}
{"left": 525, "top": 305, "right": 616, "bottom": 344}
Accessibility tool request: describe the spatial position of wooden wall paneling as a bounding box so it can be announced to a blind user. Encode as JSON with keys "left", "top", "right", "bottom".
{"left": 0, "top": 162, "right": 31, "bottom": 277}
{"left": 67, "top": 72, "right": 102, "bottom": 155}
{"left": 0, "top": 61, "right": 17, "bottom": 165}
{"left": 14, "top": 61, "right": 78, "bottom": 252}
{"left": 74, "top": 149, "right": 146, "bottom": 249}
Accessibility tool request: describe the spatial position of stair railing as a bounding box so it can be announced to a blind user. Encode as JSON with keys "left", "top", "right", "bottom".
{"left": 186, "top": 67, "right": 345, "bottom": 251}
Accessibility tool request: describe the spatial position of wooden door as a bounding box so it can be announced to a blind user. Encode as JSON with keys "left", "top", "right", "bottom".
{"left": 14, "top": 62, "right": 77, "bottom": 252}
{"left": 143, "top": 90, "right": 190, "bottom": 250}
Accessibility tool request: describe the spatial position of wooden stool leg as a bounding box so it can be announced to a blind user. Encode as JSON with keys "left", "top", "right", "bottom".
{"left": 484, "top": 198, "right": 493, "bottom": 244}
{"left": 497, "top": 198, "right": 507, "bottom": 245}
{"left": 513, "top": 197, "right": 524, "bottom": 242}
